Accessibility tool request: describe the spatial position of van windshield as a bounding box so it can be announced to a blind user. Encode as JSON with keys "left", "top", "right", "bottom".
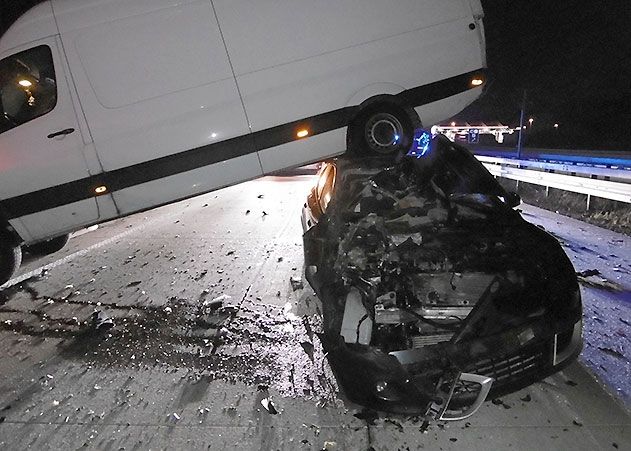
{"left": 0, "top": 45, "right": 57, "bottom": 134}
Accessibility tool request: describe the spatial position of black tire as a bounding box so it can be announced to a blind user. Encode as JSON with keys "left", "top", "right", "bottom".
{"left": 24, "top": 234, "right": 70, "bottom": 256}
{"left": 347, "top": 103, "right": 420, "bottom": 155}
{"left": 0, "top": 241, "right": 21, "bottom": 286}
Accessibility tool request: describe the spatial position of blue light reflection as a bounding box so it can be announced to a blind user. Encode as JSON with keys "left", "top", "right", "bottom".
{"left": 407, "top": 129, "right": 432, "bottom": 158}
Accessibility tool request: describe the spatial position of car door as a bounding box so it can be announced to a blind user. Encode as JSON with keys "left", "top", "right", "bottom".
{"left": 0, "top": 36, "right": 100, "bottom": 241}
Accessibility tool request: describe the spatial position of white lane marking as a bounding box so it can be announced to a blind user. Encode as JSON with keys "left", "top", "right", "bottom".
{"left": 1, "top": 225, "right": 144, "bottom": 290}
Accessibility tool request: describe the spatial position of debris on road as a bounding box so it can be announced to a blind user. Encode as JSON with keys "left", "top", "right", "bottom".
{"left": 598, "top": 347, "right": 627, "bottom": 360}
{"left": 260, "top": 397, "right": 278, "bottom": 414}
{"left": 300, "top": 341, "right": 315, "bottom": 362}
{"left": 576, "top": 270, "right": 623, "bottom": 291}
{"left": 202, "top": 294, "right": 232, "bottom": 310}
{"left": 290, "top": 276, "right": 304, "bottom": 291}
{"left": 577, "top": 269, "right": 601, "bottom": 278}
{"left": 491, "top": 398, "right": 512, "bottom": 409}
{"left": 353, "top": 409, "right": 378, "bottom": 425}
{"left": 91, "top": 311, "right": 114, "bottom": 332}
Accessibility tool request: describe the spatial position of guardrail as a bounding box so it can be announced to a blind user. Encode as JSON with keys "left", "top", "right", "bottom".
{"left": 475, "top": 155, "right": 631, "bottom": 205}
{"left": 471, "top": 146, "right": 631, "bottom": 169}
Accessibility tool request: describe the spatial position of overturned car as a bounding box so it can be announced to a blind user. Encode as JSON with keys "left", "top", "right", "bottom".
{"left": 301, "top": 132, "right": 582, "bottom": 420}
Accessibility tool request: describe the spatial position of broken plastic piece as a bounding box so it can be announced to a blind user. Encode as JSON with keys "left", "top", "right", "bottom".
{"left": 340, "top": 288, "right": 372, "bottom": 345}
{"left": 260, "top": 398, "right": 278, "bottom": 414}
{"left": 428, "top": 373, "right": 494, "bottom": 421}
{"left": 202, "top": 294, "right": 231, "bottom": 309}
{"left": 290, "top": 276, "right": 304, "bottom": 291}
{"left": 91, "top": 311, "right": 114, "bottom": 331}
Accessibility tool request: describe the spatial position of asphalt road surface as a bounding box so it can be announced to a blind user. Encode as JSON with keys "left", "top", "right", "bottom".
{"left": 0, "top": 174, "right": 629, "bottom": 450}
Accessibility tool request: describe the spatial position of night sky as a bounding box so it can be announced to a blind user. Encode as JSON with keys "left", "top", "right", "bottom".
{"left": 458, "top": 0, "right": 631, "bottom": 150}
{"left": 2, "top": 0, "right": 630, "bottom": 150}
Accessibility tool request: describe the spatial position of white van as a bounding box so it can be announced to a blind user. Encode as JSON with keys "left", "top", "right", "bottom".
{"left": 0, "top": 0, "right": 487, "bottom": 284}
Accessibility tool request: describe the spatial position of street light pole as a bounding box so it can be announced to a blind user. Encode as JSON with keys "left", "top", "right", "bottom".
{"left": 516, "top": 90, "right": 526, "bottom": 159}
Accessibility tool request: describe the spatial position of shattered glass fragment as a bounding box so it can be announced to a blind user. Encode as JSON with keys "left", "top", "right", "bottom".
{"left": 260, "top": 398, "right": 278, "bottom": 414}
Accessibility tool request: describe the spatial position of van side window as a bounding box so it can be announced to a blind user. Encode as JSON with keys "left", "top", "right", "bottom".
{"left": 0, "top": 45, "right": 57, "bottom": 134}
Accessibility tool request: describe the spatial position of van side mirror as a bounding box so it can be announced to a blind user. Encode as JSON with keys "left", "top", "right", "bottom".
{"left": 506, "top": 191, "right": 521, "bottom": 208}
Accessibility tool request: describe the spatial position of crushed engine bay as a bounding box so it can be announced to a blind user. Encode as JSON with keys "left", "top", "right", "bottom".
{"left": 302, "top": 133, "right": 582, "bottom": 420}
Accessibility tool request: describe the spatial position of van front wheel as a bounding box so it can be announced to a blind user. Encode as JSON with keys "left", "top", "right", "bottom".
{"left": 347, "top": 104, "right": 418, "bottom": 156}
{"left": 0, "top": 241, "right": 21, "bottom": 286}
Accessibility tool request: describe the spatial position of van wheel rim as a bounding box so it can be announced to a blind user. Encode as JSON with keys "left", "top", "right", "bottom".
{"left": 365, "top": 113, "right": 403, "bottom": 153}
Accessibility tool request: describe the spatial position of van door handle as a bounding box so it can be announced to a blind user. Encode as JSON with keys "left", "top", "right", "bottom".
{"left": 47, "top": 128, "right": 75, "bottom": 139}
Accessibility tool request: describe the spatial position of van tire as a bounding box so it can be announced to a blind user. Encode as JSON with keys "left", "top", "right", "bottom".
{"left": 24, "top": 234, "right": 70, "bottom": 256}
{"left": 347, "top": 103, "right": 419, "bottom": 155}
{"left": 0, "top": 242, "right": 21, "bottom": 286}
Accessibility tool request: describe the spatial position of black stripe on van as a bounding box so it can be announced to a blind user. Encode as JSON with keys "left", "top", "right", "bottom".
{"left": 0, "top": 68, "right": 486, "bottom": 221}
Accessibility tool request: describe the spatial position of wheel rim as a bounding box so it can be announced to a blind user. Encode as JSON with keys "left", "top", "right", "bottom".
{"left": 365, "top": 112, "right": 404, "bottom": 153}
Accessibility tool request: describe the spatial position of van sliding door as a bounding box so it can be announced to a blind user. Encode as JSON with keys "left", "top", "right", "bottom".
{"left": 57, "top": 0, "right": 258, "bottom": 215}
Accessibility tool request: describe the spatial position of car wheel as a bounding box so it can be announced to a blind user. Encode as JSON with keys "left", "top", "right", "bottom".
{"left": 347, "top": 103, "right": 419, "bottom": 155}
{"left": 24, "top": 233, "right": 70, "bottom": 256}
{"left": 0, "top": 241, "right": 21, "bottom": 286}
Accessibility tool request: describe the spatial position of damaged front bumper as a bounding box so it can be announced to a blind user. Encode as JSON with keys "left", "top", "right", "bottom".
{"left": 322, "top": 310, "right": 581, "bottom": 419}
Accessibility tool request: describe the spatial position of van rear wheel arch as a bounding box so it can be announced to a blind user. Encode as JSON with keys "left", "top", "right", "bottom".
{"left": 347, "top": 99, "right": 421, "bottom": 156}
{"left": 24, "top": 233, "right": 70, "bottom": 256}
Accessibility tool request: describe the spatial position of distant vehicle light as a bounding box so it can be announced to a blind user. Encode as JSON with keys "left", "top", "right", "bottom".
{"left": 94, "top": 185, "right": 108, "bottom": 194}
{"left": 18, "top": 79, "right": 32, "bottom": 87}
{"left": 297, "top": 129, "right": 309, "bottom": 138}
{"left": 470, "top": 78, "right": 484, "bottom": 87}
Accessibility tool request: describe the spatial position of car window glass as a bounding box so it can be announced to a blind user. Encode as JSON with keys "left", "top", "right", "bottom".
{"left": 0, "top": 45, "right": 57, "bottom": 135}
